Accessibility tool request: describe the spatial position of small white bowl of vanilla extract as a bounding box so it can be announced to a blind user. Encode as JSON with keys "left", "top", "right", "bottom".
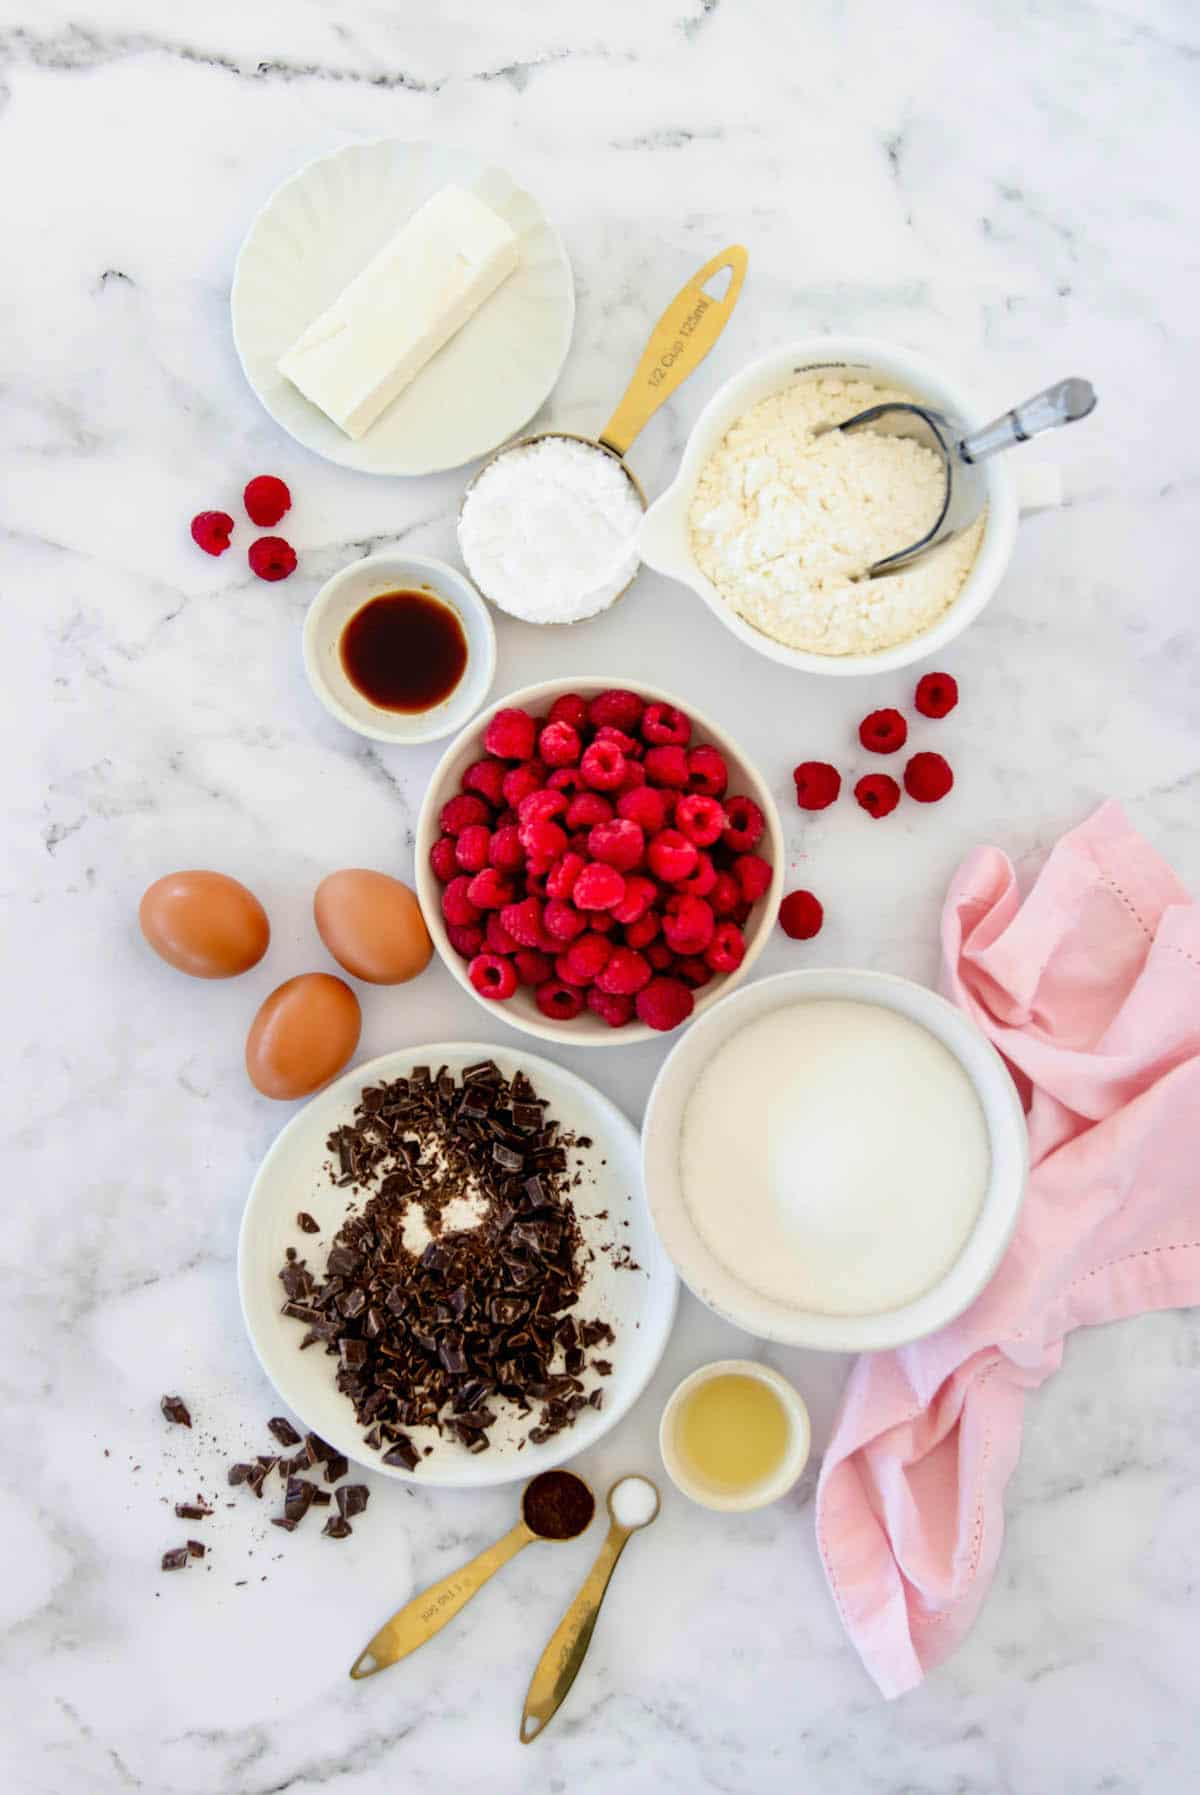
{"left": 659, "top": 1360, "right": 811, "bottom": 1512}
{"left": 303, "top": 551, "right": 496, "bottom": 745}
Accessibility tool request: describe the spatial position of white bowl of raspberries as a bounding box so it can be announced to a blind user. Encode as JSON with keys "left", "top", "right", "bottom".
{"left": 416, "top": 678, "right": 784, "bottom": 1043}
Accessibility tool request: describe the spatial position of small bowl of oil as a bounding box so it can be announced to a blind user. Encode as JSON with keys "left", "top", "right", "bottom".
{"left": 658, "top": 1359, "right": 811, "bottom": 1512}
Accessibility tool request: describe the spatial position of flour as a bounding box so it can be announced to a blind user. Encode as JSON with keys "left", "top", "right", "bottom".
{"left": 458, "top": 436, "right": 644, "bottom": 624}
{"left": 688, "top": 377, "right": 986, "bottom": 655}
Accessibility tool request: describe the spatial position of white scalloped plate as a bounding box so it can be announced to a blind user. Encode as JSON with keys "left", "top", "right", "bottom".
{"left": 231, "top": 140, "right": 575, "bottom": 475}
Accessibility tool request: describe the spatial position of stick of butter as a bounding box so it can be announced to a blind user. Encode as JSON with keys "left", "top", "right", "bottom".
{"left": 278, "top": 184, "right": 520, "bottom": 441}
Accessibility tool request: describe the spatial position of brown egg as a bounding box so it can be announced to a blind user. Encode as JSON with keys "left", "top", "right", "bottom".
{"left": 139, "top": 871, "right": 270, "bottom": 979}
{"left": 245, "top": 973, "right": 361, "bottom": 1100}
{"left": 313, "top": 869, "right": 433, "bottom": 986}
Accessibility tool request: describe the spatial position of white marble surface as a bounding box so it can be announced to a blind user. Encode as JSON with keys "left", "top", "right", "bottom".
{"left": 3, "top": 2, "right": 1199, "bottom": 1790}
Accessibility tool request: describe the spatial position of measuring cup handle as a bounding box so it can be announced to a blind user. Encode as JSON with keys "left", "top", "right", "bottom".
{"left": 598, "top": 246, "right": 748, "bottom": 460}
{"left": 960, "top": 377, "right": 1096, "bottom": 463}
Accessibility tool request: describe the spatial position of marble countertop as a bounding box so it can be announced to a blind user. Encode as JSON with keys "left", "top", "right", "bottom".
{"left": 4, "top": 2, "right": 1198, "bottom": 1790}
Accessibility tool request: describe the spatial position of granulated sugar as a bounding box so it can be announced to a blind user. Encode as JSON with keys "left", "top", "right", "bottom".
{"left": 459, "top": 436, "right": 644, "bottom": 624}
{"left": 688, "top": 377, "right": 985, "bottom": 655}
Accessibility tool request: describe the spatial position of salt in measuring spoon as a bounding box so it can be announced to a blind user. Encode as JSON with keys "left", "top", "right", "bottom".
{"left": 519, "top": 1474, "right": 662, "bottom": 1742}
{"left": 349, "top": 1469, "right": 595, "bottom": 1680}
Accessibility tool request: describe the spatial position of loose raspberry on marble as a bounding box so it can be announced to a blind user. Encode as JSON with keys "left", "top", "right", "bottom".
{"left": 243, "top": 475, "right": 291, "bottom": 528}
{"left": 594, "top": 946, "right": 653, "bottom": 996}
{"left": 647, "top": 829, "right": 698, "bottom": 884}
{"left": 561, "top": 932, "right": 613, "bottom": 985}
{"left": 617, "top": 785, "right": 668, "bottom": 833}
{"left": 499, "top": 896, "right": 549, "bottom": 949}
{"left": 858, "top": 708, "right": 908, "bottom": 754}
{"left": 439, "top": 793, "right": 490, "bottom": 836}
{"left": 465, "top": 867, "right": 513, "bottom": 911}
{"left": 441, "top": 876, "right": 481, "bottom": 927}
{"left": 468, "top": 953, "right": 518, "bottom": 1001}
{"left": 514, "top": 949, "right": 553, "bottom": 986}
{"left": 914, "top": 671, "right": 959, "bottom": 719}
{"left": 641, "top": 703, "right": 691, "bottom": 747}
{"left": 588, "top": 817, "right": 644, "bottom": 872}
{"left": 573, "top": 862, "right": 627, "bottom": 912}
{"left": 854, "top": 773, "right": 901, "bottom": 818}
{"left": 488, "top": 825, "right": 524, "bottom": 872}
{"left": 636, "top": 976, "right": 695, "bottom": 1031}
{"left": 685, "top": 744, "right": 729, "bottom": 797}
{"left": 705, "top": 921, "right": 746, "bottom": 973}
{"left": 904, "top": 752, "right": 955, "bottom": 803}
{"left": 733, "top": 853, "right": 772, "bottom": 902}
{"left": 580, "top": 740, "right": 627, "bottom": 791}
{"left": 565, "top": 792, "right": 613, "bottom": 830}
{"left": 429, "top": 836, "right": 458, "bottom": 882}
{"left": 549, "top": 692, "right": 589, "bottom": 731}
{"left": 792, "top": 762, "right": 842, "bottom": 810}
{"left": 454, "top": 825, "right": 491, "bottom": 873}
{"left": 536, "top": 980, "right": 585, "bottom": 1021}
{"left": 611, "top": 875, "right": 657, "bottom": 926}
{"left": 484, "top": 708, "right": 538, "bottom": 760}
{"left": 644, "top": 745, "right": 690, "bottom": 789}
{"left": 675, "top": 793, "right": 726, "bottom": 847}
{"left": 721, "top": 794, "right": 765, "bottom": 853}
{"left": 502, "top": 761, "right": 548, "bottom": 808}
{"left": 190, "top": 510, "right": 235, "bottom": 556}
{"left": 779, "top": 890, "right": 824, "bottom": 940}
{"left": 248, "top": 536, "right": 297, "bottom": 581}
{"left": 543, "top": 898, "right": 588, "bottom": 944}
{"left": 445, "top": 923, "right": 484, "bottom": 958}
{"left": 463, "top": 758, "right": 508, "bottom": 807}
{"left": 539, "top": 720, "right": 582, "bottom": 767}
{"left": 588, "top": 689, "right": 644, "bottom": 732}
{"left": 663, "top": 893, "right": 715, "bottom": 955}
{"left": 587, "top": 986, "right": 635, "bottom": 1028}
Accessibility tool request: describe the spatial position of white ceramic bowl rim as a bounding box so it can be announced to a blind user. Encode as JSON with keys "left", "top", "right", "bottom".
{"left": 641, "top": 968, "right": 1029, "bottom": 1352}
{"left": 639, "top": 335, "right": 1020, "bottom": 677}
{"left": 658, "top": 1357, "right": 812, "bottom": 1512}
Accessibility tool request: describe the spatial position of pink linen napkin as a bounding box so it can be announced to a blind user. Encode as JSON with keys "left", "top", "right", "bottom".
{"left": 815, "top": 800, "right": 1200, "bottom": 1698}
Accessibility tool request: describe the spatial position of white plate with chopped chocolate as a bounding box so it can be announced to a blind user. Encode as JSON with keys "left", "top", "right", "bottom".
{"left": 238, "top": 1045, "right": 677, "bottom": 1487}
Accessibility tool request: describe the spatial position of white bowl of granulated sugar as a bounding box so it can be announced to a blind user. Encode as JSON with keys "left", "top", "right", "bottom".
{"left": 638, "top": 337, "right": 1050, "bottom": 677}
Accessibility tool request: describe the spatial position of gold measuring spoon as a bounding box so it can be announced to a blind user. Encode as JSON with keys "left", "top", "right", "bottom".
{"left": 349, "top": 1469, "right": 595, "bottom": 1680}
{"left": 519, "top": 1474, "right": 662, "bottom": 1743}
{"left": 458, "top": 245, "right": 748, "bottom": 613}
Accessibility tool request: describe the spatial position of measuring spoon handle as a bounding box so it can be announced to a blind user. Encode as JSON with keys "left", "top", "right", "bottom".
{"left": 520, "top": 1522, "right": 630, "bottom": 1743}
{"left": 599, "top": 245, "right": 748, "bottom": 459}
{"left": 959, "top": 377, "right": 1096, "bottom": 463}
{"left": 349, "top": 1522, "right": 532, "bottom": 1679}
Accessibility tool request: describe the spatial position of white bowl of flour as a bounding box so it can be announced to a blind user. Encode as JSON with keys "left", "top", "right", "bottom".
{"left": 639, "top": 338, "right": 1027, "bottom": 676}
{"left": 641, "top": 969, "right": 1028, "bottom": 1350}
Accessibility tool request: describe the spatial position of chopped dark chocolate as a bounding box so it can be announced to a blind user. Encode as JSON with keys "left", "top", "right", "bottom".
{"left": 322, "top": 1515, "right": 353, "bottom": 1539}
{"left": 296, "top": 1212, "right": 320, "bottom": 1233}
{"left": 228, "top": 1463, "right": 254, "bottom": 1486}
{"left": 267, "top": 1417, "right": 301, "bottom": 1448}
{"left": 323, "top": 1453, "right": 349, "bottom": 1485}
{"left": 311, "top": 1489, "right": 332, "bottom": 1506}
{"left": 271, "top": 1516, "right": 297, "bottom": 1533}
{"left": 161, "top": 1548, "right": 190, "bottom": 1571}
{"left": 160, "top": 1395, "right": 191, "bottom": 1429}
{"left": 174, "top": 1502, "right": 211, "bottom": 1521}
{"left": 336, "top": 1484, "right": 369, "bottom": 1519}
{"left": 186, "top": 1539, "right": 206, "bottom": 1559}
{"left": 303, "top": 1433, "right": 331, "bottom": 1466}
{"left": 284, "top": 1477, "right": 315, "bottom": 1525}
{"left": 382, "top": 1437, "right": 419, "bottom": 1472}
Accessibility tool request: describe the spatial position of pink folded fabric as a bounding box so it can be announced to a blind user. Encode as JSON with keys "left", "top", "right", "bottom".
{"left": 815, "top": 801, "right": 1200, "bottom": 1698}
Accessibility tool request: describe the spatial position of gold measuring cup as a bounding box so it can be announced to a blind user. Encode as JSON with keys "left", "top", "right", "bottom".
{"left": 458, "top": 245, "right": 748, "bottom": 611}
{"left": 348, "top": 1468, "right": 595, "bottom": 1680}
{"left": 520, "top": 1474, "right": 662, "bottom": 1742}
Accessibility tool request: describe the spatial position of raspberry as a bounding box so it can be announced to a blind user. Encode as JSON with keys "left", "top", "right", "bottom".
{"left": 854, "top": 773, "right": 901, "bottom": 818}
{"left": 549, "top": 692, "right": 589, "bottom": 731}
{"left": 488, "top": 825, "right": 524, "bottom": 872}
{"left": 616, "top": 758, "right": 647, "bottom": 793}
{"left": 562, "top": 932, "right": 613, "bottom": 985}
{"left": 644, "top": 744, "right": 690, "bottom": 789}
{"left": 502, "top": 761, "right": 547, "bottom": 808}
{"left": 914, "top": 671, "right": 959, "bottom": 719}
{"left": 779, "top": 890, "right": 824, "bottom": 940}
{"left": 539, "top": 720, "right": 581, "bottom": 767}
{"left": 678, "top": 853, "right": 717, "bottom": 898}
{"left": 905, "top": 752, "right": 954, "bottom": 802}
{"left": 793, "top": 762, "right": 842, "bottom": 810}
{"left": 543, "top": 898, "right": 587, "bottom": 943}
{"left": 429, "top": 836, "right": 458, "bottom": 882}
{"left": 686, "top": 744, "right": 729, "bottom": 796}
{"left": 593, "top": 725, "right": 641, "bottom": 757}
{"left": 486, "top": 912, "right": 520, "bottom": 955}
{"left": 190, "top": 510, "right": 234, "bottom": 556}
{"left": 647, "top": 829, "right": 698, "bottom": 884}
{"left": 624, "top": 911, "right": 661, "bottom": 949}
{"left": 566, "top": 792, "right": 613, "bottom": 830}
{"left": 588, "top": 817, "right": 644, "bottom": 872}
{"left": 636, "top": 976, "right": 694, "bottom": 1032}
{"left": 646, "top": 941, "right": 673, "bottom": 972}
{"left": 617, "top": 786, "right": 668, "bottom": 833}
{"left": 705, "top": 921, "right": 746, "bottom": 973}
{"left": 546, "top": 852, "right": 585, "bottom": 900}
{"left": 733, "top": 853, "right": 772, "bottom": 902}
{"left": 468, "top": 953, "right": 517, "bottom": 1001}
{"left": 663, "top": 894, "right": 715, "bottom": 955}
{"left": 610, "top": 874, "right": 656, "bottom": 926}
{"left": 858, "top": 708, "right": 908, "bottom": 754}
{"left": 514, "top": 949, "right": 553, "bottom": 986}
{"left": 674, "top": 956, "right": 713, "bottom": 990}
{"left": 721, "top": 794, "right": 766, "bottom": 852}
{"left": 439, "top": 793, "right": 490, "bottom": 836}
{"left": 454, "top": 824, "right": 491, "bottom": 873}
{"left": 588, "top": 911, "right": 615, "bottom": 933}
{"left": 568, "top": 832, "right": 592, "bottom": 857}
{"left": 641, "top": 703, "right": 691, "bottom": 747}
{"left": 587, "top": 986, "right": 634, "bottom": 1028}
{"left": 573, "top": 862, "right": 627, "bottom": 912}
{"left": 527, "top": 869, "right": 549, "bottom": 897}
{"left": 463, "top": 758, "right": 507, "bottom": 807}
{"left": 709, "top": 872, "right": 741, "bottom": 917}
{"left": 580, "top": 740, "right": 626, "bottom": 791}
{"left": 499, "top": 897, "right": 548, "bottom": 949}
{"left": 441, "top": 876, "right": 481, "bottom": 927}
{"left": 535, "top": 980, "right": 585, "bottom": 1022}
{"left": 588, "top": 689, "right": 643, "bottom": 732}
{"left": 518, "top": 789, "right": 568, "bottom": 826}
{"left": 466, "top": 867, "right": 513, "bottom": 911}
{"left": 484, "top": 708, "right": 537, "bottom": 760}
{"left": 243, "top": 476, "right": 291, "bottom": 528}
{"left": 547, "top": 767, "right": 584, "bottom": 797}
{"left": 675, "top": 793, "right": 725, "bottom": 847}
{"left": 595, "top": 946, "right": 652, "bottom": 996}
{"left": 446, "top": 922, "right": 484, "bottom": 958}
{"left": 248, "top": 536, "right": 297, "bottom": 581}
